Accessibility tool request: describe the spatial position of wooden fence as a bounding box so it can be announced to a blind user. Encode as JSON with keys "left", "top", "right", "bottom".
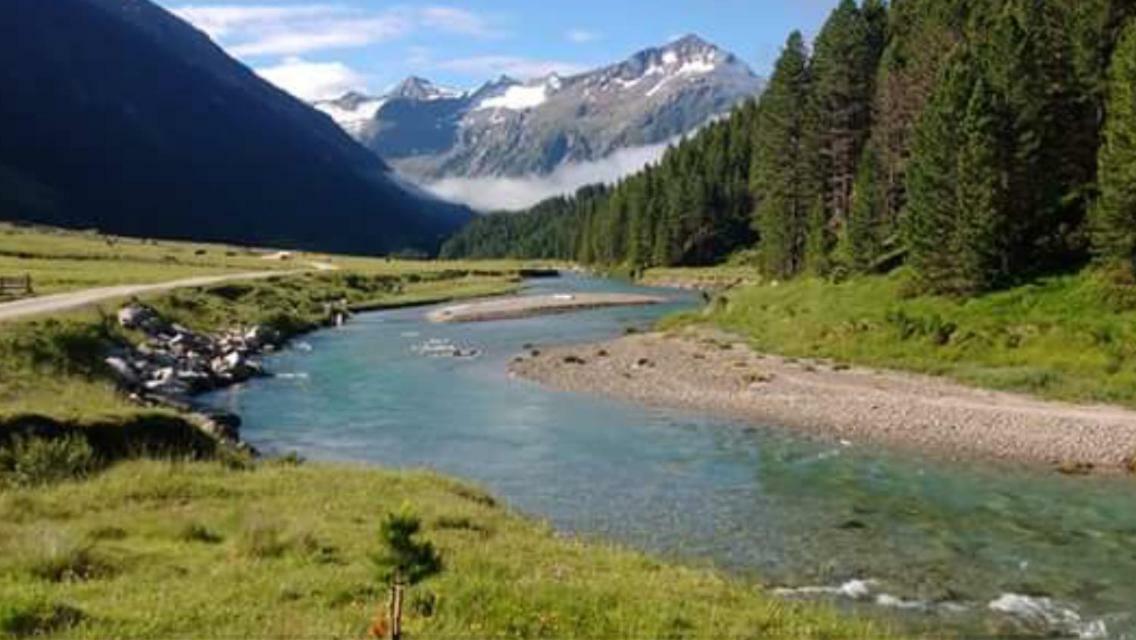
{"left": 0, "top": 275, "right": 32, "bottom": 297}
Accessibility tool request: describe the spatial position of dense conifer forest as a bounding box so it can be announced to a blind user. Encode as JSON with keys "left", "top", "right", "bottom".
{"left": 441, "top": 0, "right": 1136, "bottom": 294}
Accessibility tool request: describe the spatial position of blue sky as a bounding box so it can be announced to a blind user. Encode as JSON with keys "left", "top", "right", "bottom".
{"left": 163, "top": 1, "right": 837, "bottom": 100}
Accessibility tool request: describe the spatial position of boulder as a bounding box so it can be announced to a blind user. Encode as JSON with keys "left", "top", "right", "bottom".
{"left": 104, "top": 356, "right": 139, "bottom": 386}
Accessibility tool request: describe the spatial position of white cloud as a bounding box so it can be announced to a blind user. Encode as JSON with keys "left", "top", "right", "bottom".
{"left": 436, "top": 55, "right": 587, "bottom": 80}
{"left": 256, "top": 56, "right": 367, "bottom": 101}
{"left": 419, "top": 6, "right": 505, "bottom": 38}
{"left": 566, "top": 29, "right": 600, "bottom": 44}
{"left": 172, "top": 5, "right": 332, "bottom": 38}
{"left": 173, "top": 4, "right": 504, "bottom": 57}
{"left": 420, "top": 140, "right": 679, "bottom": 211}
{"left": 175, "top": 4, "right": 410, "bottom": 56}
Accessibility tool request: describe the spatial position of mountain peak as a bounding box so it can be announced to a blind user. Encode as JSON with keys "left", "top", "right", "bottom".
{"left": 322, "top": 91, "right": 378, "bottom": 110}
{"left": 667, "top": 33, "right": 712, "bottom": 49}
{"left": 390, "top": 76, "right": 462, "bottom": 101}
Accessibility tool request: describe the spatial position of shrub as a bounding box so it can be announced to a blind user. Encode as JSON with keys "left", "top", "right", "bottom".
{"left": 0, "top": 435, "right": 100, "bottom": 489}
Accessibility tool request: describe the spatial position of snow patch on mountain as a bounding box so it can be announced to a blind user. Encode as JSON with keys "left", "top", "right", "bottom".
{"left": 313, "top": 93, "right": 387, "bottom": 136}
{"left": 478, "top": 83, "right": 549, "bottom": 111}
{"left": 311, "top": 34, "right": 763, "bottom": 189}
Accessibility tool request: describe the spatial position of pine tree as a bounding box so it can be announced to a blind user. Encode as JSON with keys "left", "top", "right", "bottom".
{"left": 1093, "top": 18, "right": 1136, "bottom": 274}
{"left": 840, "top": 142, "right": 886, "bottom": 273}
{"left": 804, "top": 195, "right": 832, "bottom": 276}
{"left": 904, "top": 56, "right": 971, "bottom": 292}
{"left": 810, "top": 0, "right": 880, "bottom": 234}
{"left": 752, "top": 32, "right": 815, "bottom": 278}
{"left": 953, "top": 77, "right": 1007, "bottom": 293}
{"left": 870, "top": 0, "right": 966, "bottom": 240}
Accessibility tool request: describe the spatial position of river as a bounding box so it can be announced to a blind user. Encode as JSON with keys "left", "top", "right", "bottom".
{"left": 203, "top": 274, "right": 1136, "bottom": 638}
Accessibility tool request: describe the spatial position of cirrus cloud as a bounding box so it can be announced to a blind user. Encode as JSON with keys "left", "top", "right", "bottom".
{"left": 173, "top": 4, "right": 506, "bottom": 57}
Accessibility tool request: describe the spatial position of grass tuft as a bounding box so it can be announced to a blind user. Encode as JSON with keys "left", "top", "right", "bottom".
{"left": 177, "top": 522, "right": 223, "bottom": 545}
{"left": 19, "top": 534, "right": 117, "bottom": 583}
{"left": 0, "top": 434, "right": 100, "bottom": 489}
{"left": 234, "top": 517, "right": 291, "bottom": 560}
{"left": 0, "top": 596, "right": 84, "bottom": 638}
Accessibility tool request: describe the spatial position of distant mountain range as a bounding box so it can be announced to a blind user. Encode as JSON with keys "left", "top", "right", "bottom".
{"left": 0, "top": 0, "right": 471, "bottom": 255}
{"left": 314, "top": 35, "right": 764, "bottom": 182}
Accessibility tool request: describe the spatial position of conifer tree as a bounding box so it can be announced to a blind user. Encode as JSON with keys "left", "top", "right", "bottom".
{"left": 809, "top": 0, "right": 884, "bottom": 262}
{"left": 904, "top": 56, "right": 971, "bottom": 292}
{"left": 804, "top": 196, "right": 832, "bottom": 276}
{"left": 953, "top": 77, "right": 1007, "bottom": 293}
{"left": 840, "top": 143, "right": 886, "bottom": 273}
{"left": 1093, "top": 18, "right": 1136, "bottom": 274}
{"left": 752, "top": 32, "right": 815, "bottom": 278}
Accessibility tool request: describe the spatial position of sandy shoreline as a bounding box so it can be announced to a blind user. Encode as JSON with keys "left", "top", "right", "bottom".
{"left": 428, "top": 293, "right": 664, "bottom": 323}
{"left": 510, "top": 328, "right": 1136, "bottom": 473}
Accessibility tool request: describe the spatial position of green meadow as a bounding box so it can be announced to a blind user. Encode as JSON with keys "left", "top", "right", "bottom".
{"left": 661, "top": 267, "right": 1136, "bottom": 407}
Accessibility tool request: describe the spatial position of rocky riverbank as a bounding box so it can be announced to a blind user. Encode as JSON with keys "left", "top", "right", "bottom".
{"left": 510, "top": 327, "right": 1136, "bottom": 473}
{"left": 102, "top": 301, "right": 348, "bottom": 448}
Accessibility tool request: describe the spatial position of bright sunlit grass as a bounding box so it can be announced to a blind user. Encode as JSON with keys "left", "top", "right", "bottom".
{"left": 664, "top": 268, "right": 1136, "bottom": 406}
{"left": 0, "top": 460, "right": 894, "bottom": 639}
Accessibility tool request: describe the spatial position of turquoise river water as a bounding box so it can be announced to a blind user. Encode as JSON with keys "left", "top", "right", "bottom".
{"left": 203, "top": 275, "right": 1136, "bottom": 638}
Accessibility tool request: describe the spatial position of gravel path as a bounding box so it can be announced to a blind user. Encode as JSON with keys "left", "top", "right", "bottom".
{"left": 0, "top": 270, "right": 303, "bottom": 323}
{"left": 511, "top": 328, "right": 1136, "bottom": 473}
{"left": 427, "top": 293, "right": 664, "bottom": 323}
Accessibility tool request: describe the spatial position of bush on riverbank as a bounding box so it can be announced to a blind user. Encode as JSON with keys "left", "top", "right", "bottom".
{"left": 669, "top": 268, "right": 1136, "bottom": 406}
{"left": 0, "top": 459, "right": 893, "bottom": 639}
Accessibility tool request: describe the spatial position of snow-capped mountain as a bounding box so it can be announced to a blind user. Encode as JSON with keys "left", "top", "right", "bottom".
{"left": 315, "top": 35, "right": 763, "bottom": 181}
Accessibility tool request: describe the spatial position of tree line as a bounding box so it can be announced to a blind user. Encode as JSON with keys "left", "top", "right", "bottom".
{"left": 442, "top": 0, "right": 1136, "bottom": 295}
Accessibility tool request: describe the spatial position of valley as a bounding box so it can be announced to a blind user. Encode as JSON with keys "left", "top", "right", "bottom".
{"left": 4, "top": 0, "right": 1136, "bottom": 638}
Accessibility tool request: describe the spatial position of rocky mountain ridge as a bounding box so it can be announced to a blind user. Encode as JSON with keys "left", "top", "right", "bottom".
{"left": 314, "top": 35, "right": 764, "bottom": 182}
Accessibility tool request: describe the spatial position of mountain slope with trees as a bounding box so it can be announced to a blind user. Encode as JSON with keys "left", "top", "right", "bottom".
{"left": 444, "top": 0, "right": 1136, "bottom": 294}
{"left": 0, "top": 0, "right": 471, "bottom": 256}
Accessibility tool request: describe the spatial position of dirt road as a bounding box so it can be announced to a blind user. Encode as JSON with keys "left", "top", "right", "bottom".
{"left": 0, "top": 270, "right": 302, "bottom": 323}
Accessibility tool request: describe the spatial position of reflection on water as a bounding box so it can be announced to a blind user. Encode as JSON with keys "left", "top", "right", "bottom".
{"left": 204, "top": 275, "right": 1136, "bottom": 638}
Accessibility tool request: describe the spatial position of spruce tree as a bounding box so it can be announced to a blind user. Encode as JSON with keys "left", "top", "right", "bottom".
{"left": 1093, "top": 18, "right": 1136, "bottom": 274}
{"left": 904, "top": 56, "right": 971, "bottom": 292}
{"left": 840, "top": 142, "right": 886, "bottom": 273}
{"left": 954, "top": 77, "right": 1007, "bottom": 293}
{"left": 804, "top": 196, "right": 832, "bottom": 276}
{"left": 752, "top": 32, "right": 815, "bottom": 278}
{"left": 810, "top": 0, "right": 883, "bottom": 261}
